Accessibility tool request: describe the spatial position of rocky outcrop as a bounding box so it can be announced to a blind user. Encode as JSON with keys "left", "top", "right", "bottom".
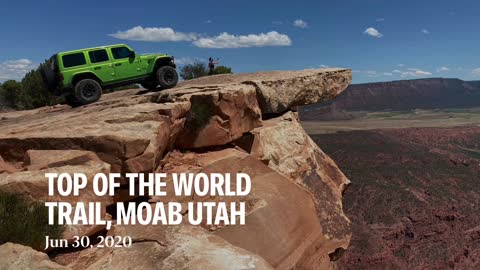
{"left": 179, "top": 68, "right": 352, "bottom": 114}
{"left": 24, "top": 149, "right": 102, "bottom": 171}
{"left": 152, "top": 148, "right": 329, "bottom": 269}
{"left": 0, "top": 150, "right": 112, "bottom": 242}
{"left": 0, "top": 155, "right": 19, "bottom": 174}
{"left": 0, "top": 243, "right": 69, "bottom": 270}
{"left": 61, "top": 222, "right": 273, "bottom": 270}
{"left": 172, "top": 84, "right": 263, "bottom": 148}
{"left": 235, "top": 111, "right": 352, "bottom": 266}
{"left": 0, "top": 68, "right": 351, "bottom": 269}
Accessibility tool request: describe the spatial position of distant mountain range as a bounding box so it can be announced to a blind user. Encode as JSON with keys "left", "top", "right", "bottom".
{"left": 300, "top": 78, "right": 480, "bottom": 120}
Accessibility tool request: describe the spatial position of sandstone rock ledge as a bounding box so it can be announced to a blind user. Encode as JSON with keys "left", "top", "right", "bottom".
{"left": 0, "top": 68, "right": 352, "bottom": 270}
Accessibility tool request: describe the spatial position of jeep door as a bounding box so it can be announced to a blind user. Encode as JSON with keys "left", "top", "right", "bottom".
{"left": 87, "top": 49, "right": 115, "bottom": 83}
{"left": 109, "top": 46, "right": 145, "bottom": 80}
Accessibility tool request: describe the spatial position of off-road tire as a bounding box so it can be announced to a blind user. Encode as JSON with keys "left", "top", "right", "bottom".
{"left": 141, "top": 80, "right": 158, "bottom": 90}
{"left": 156, "top": 66, "right": 178, "bottom": 89}
{"left": 73, "top": 79, "right": 102, "bottom": 105}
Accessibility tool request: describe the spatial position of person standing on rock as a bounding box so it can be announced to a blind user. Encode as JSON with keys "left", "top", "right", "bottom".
{"left": 208, "top": 57, "right": 219, "bottom": 75}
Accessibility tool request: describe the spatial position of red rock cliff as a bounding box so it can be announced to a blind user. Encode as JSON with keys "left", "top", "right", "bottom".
{"left": 0, "top": 68, "right": 351, "bottom": 270}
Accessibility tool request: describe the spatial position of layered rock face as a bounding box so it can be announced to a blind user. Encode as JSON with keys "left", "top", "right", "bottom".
{"left": 0, "top": 68, "right": 351, "bottom": 269}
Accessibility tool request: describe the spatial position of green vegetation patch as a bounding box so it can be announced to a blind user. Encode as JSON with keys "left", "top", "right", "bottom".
{"left": 185, "top": 97, "right": 215, "bottom": 133}
{"left": 179, "top": 61, "right": 232, "bottom": 80}
{"left": 0, "top": 191, "right": 64, "bottom": 250}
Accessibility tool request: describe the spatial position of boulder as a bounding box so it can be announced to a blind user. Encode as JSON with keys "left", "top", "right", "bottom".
{"left": 63, "top": 224, "right": 273, "bottom": 270}
{"left": 0, "top": 243, "right": 70, "bottom": 270}
{"left": 0, "top": 159, "right": 113, "bottom": 241}
{"left": 235, "top": 111, "right": 352, "bottom": 267}
{"left": 0, "top": 155, "right": 19, "bottom": 174}
{"left": 153, "top": 148, "right": 336, "bottom": 269}
{"left": 171, "top": 84, "right": 262, "bottom": 149}
{"left": 24, "top": 149, "right": 101, "bottom": 171}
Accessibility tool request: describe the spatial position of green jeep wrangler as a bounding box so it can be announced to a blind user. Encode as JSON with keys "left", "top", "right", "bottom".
{"left": 41, "top": 44, "right": 178, "bottom": 106}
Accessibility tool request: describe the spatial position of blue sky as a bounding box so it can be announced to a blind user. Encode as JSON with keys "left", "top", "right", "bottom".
{"left": 1, "top": 0, "right": 479, "bottom": 83}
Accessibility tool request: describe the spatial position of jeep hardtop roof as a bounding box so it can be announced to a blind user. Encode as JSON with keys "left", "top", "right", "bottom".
{"left": 57, "top": 44, "right": 130, "bottom": 55}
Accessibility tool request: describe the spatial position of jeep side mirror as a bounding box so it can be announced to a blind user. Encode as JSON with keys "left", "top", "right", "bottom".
{"left": 129, "top": 51, "right": 136, "bottom": 58}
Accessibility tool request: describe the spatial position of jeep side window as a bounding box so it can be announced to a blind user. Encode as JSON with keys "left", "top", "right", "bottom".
{"left": 62, "top": 53, "right": 86, "bottom": 68}
{"left": 89, "top": 49, "right": 109, "bottom": 63}
{"left": 111, "top": 47, "right": 132, "bottom": 59}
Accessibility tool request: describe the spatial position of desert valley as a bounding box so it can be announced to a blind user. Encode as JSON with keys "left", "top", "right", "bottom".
{"left": 300, "top": 78, "right": 480, "bottom": 269}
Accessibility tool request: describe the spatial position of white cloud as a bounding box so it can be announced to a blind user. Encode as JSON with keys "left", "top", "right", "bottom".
{"left": 110, "top": 26, "right": 292, "bottom": 49}
{"left": 376, "top": 18, "right": 385, "bottom": 22}
{"left": 109, "top": 26, "right": 198, "bottom": 42}
{"left": 398, "top": 64, "right": 405, "bottom": 67}
{"left": 354, "top": 70, "right": 377, "bottom": 77}
{"left": 356, "top": 68, "right": 434, "bottom": 79}
{"left": 356, "top": 70, "right": 395, "bottom": 78}
{"left": 319, "top": 64, "right": 329, "bottom": 68}
{"left": 421, "top": 29, "right": 430, "bottom": 34}
{"left": 400, "top": 68, "right": 432, "bottom": 77}
{"left": 0, "top": 59, "right": 37, "bottom": 82}
{"left": 437, "top": 66, "right": 450, "bottom": 72}
{"left": 175, "top": 57, "right": 207, "bottom": 66}
{"left": 192, "top": 31, "right": 292, "bottom": 48}
{"left": 204, "top": 20, "right": 212, "bottom": 24}
{"left": 364, "top": 27, "right": 383, "bottom": 38}
{"left": 293, "top": 19, "right": 308, "bottom": 29}
{"left": 472, "top": 68, "right": 480, "bottom": 77}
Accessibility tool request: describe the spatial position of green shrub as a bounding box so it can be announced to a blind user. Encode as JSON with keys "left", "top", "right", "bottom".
{"left": 0, "top": 80, "right": 23, "bottom": 108}
{"left": 180, "top": 61, "right": 208, "bottom": 80}
{"left": 214, "top": 66, "right": 232, "bottom": 75}
{"left": 0, "top": 61, "right": 61, "bottom": 110}
{"left": 0, "top": 191, "right": 64, "bottom": 250}
{"left": 185, "top": 99, "right": 214, "bottom": 133}
{"left": 20, "top": 64, "right": 61, "bottom": 109}
{"left": 179, "top": 62, "right": 233, "bottom": 80}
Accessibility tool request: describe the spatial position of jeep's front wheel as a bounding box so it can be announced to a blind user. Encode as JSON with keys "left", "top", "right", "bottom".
{"left": 156, "top": 66, "right": 178, "bottom": 89}
{"left": 73, "top": 79, "right": 102, "bottom": 105}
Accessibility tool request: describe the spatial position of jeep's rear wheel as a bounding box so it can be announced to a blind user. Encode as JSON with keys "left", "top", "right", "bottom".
{"left": 141, "top": 80, "right": 158, "bottom": 90}
{"left": 156, "top": 66, "right": 178, "bottom": 89}
{"left": 74, "top": 79, "right": 102, "bottom": 105}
